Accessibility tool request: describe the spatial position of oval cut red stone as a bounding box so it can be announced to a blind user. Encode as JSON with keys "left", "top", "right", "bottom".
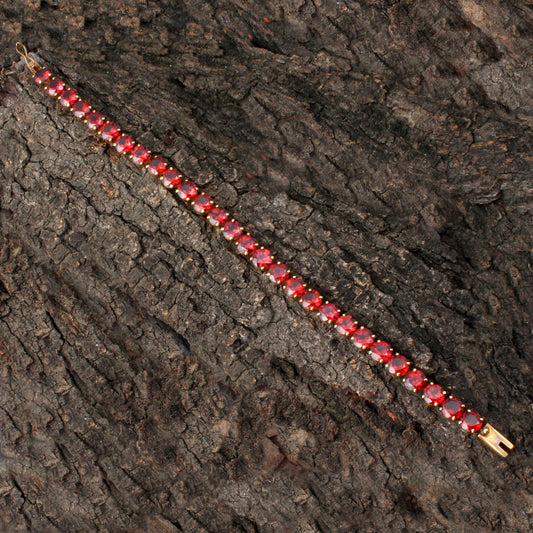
{"left": 267, "top": 263, "right": 289, "bottom": 284}
{"left": 403, "top": 369, "right": 427, "bottom": 392}
{"left": 147, "top": 157, "right": 167, "bottom": 176}
{"left": 318, "top": 303, "right": 340, "bottom": 323}
{"left": 131, "top": 145, "right": 151, "bottom": 165}
{"left": 352, "top": 327, "right": 375, "bottom": 349}
{"left": 46, "top": 78, "right": 65, "bottom": 96}
{"left": 100, "top": 122, "right": 120, "bottom": 142}
{"left": 460, "top": 411, "right": 483, "bottom": 433}
{"left": 161, "top": 168, "right": 181, "bottom": 188}
{"left": 284, "top": 277, "right": 306, "bottom": 298}
{"left": 301, "top": 290, "right": 322, "bottom": 311}
{"left": 441, "top": 397, "right": 464, "bottom": 420}
{"left": 221, "top": 220, "right": 243, "bottom": 240}
{"left": 388, "top": 354, "right": 410, "bottom": 376}
{"left": 335, "top": 315, "right": 358, "bottom": 336}
{"left": 251, "top": 248, "right": 273, "bottom": 270}
{"left": 86, "top": 111, "right": 105, "bottom": 130}
{"left": 207, "top": 206, "right": 229, "bottom": 227}
{"left": 192, "top": 194, "right": 213, "bottom": 214}
{"left": 177, "top": 180, "right": 198, "bottom": 201}
{"left": 33, "top": 68, "right": 51, "bottom": 85}
{"left": 369, "top": 341, "right": 393, "bottom": 363}
{"left": 59, "top": 89, "right": 78, "bottom": 107}
{"left": 72, "top": 100, "right": 91, "bottom": 118}
{"left": 236, "top": 234, "right": 258, "bottom": 255}
{"left": 422, "top": 383, "right": 446, "bottom": 406}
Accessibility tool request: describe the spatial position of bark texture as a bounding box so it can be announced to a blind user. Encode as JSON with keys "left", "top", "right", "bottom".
{"left": 0, "top": 1, "right": 532, "bottom": 532}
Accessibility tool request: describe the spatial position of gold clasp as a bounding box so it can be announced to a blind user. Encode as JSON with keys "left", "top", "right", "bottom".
{"left": 477, "top": 424, "right": 514, "bottom": 458}
{"left": 15, "top": 42, "right": 42, "bottom": 74}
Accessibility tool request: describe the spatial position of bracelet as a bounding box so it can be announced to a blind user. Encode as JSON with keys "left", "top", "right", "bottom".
{"left": 15, "top": 42, "right": 514, "bottom": 459}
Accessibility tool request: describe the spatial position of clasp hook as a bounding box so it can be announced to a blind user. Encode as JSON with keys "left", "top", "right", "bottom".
{"left": 477, "top": 424, "right": 514, "bottom": 458}
{"left": 15, "top": 42, "right": 42, "bottom": 74}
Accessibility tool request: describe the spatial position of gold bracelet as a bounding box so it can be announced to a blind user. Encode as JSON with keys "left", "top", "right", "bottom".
{"left": 15, "top": 42, "right": 514, "bottom": 458}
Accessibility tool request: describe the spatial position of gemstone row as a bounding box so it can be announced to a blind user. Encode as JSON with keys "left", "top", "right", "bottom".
{"left": 32, "top": 66, "right": 485, "bottom": 436}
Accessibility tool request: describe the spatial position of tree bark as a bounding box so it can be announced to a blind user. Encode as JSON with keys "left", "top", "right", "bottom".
{"left": 0, "top": 1, "right": 532, "bottom": 532}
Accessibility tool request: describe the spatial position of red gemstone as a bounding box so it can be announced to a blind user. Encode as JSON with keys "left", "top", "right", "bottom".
{"left": 33, "top": 68, "right": 51, "bottom": 85}
{"left": 207, "top": 206, "right": 229, "bottom": 227}
{"left": 59, "top": 89, "right": 78, "bottom": 107}
{"left": 115, "top": 134, "right": 134, "bottom": 153}
{"left": 403, "top": 369, "right": 427, "bottom": 392}
{"left": 387, "top": 354, "right": 410, "bottom": 376}
{"left": 460, "top": 411, "right": 483, "bottom": 433}
{"left": 252, "top": 248, "right": 273, "bottom": 270}
{"left": 318, "top": 303, "right": 340, "bottom": 323}
{"left": 236, "top": 234, "right": 258, "bottom": 255}
{"left": 72, "top": 100, "right": 91, "bottom": 118}
{"left": 177, "top": 180, "right": 198, "bottom": 201}
{"left": 301, "top": 290, "right": 322, "bottom": 311}
{"left": 267, "top": 263, "right": 289, "bottom": 284}
{"left": 369, "top": 341, "right": 393, "bottom": 363}
{"left": 46, "top": 78, "right": 65, "bottom": 96}
{"left": 147, "top": 157, "right": 167, "bottom": 175}
{"left": 161, "top": 168, "right": 181, "bottom": 188}
{"left": 284, "top": 277, "right": 306, "bottom": 298}
{"left": 192, "top": 194, "right": 213, "bottom": 214}
{"left": 100, "top": 122, "right": 120, "bottom": 142}
{"left": 422, "top": 383, "right": 446, "bottom": 406}
{"left": 352, "top": 327, "right": 375, "bottom": 350}
{"left": 86, "top": 111, "right": 105, "bottom": 130}
{"left": 131, "top": 145, "right": 151, "bottom": 165}
{"left": 441, "top": 397, "right": 464, "bottom": 420}
{"left": 335, "top": 315, "right": 358, "bottom": 336}
{"left": 221, "top": 220, "right": 243, "bottom": 240}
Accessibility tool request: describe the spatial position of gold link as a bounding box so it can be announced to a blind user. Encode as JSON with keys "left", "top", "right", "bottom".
{"left": 15, "top": 42, "right": 42, "bottom": 74}
{"left": 476, "top": 423, "right": 514, "bottom": 458}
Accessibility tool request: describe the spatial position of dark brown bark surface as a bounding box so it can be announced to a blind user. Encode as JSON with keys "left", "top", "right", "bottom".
{"left": 0, "top": 1, "right": 532, "bottom": 532}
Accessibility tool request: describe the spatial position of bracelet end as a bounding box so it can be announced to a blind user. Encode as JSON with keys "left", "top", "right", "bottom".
{"left": 476, "top": 423, "right": 514, "bottom": 458}
{"left": 15, "top": 42, "right": 42, "bottom": 74}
